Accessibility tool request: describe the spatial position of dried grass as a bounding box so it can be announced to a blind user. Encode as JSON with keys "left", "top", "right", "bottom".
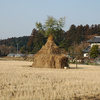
{"left": 0, "top": 61, "right": 100, "bottom": 100}
{"left": 32, "top": 35, "right": 68, "bottom": 68}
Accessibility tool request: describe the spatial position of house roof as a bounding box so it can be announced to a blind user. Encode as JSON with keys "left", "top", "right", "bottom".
{"left": 7, "top": 53, "right": 16, "bottom": 57}
{"left": 87, "top": 36, "right": 100, "bottom": 43}
{"left": 7, "top": 53, "right": 26, "bottom": 57}
{"left": 15, "top": 53, "right": 25, "bottom": 57}
{"left": 83, "top": 45, "right": 91, "bottom": 53}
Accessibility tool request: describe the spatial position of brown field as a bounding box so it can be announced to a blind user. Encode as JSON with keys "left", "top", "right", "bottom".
{"left": 0, "top": 59, "right": 100, "bottom": 100}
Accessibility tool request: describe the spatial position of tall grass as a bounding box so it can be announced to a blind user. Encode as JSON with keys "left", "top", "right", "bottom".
{"left": 0, "top": 61, "right": 100, "bottom": 100}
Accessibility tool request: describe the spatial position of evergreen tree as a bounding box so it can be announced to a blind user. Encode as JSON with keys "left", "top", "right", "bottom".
{"left": 35, "top": 16, "right": 66, "bottom": 51}
{"left": 76, "top": 25, "right": 84, "bottom": 44}
{"left": 20, "top": 47, "right": 26, "bottom": 54}
{"left": 27, "top": 28, "right": 46, "bottom": 54}
{"left": 90, "top": 45, "right": 99, "bottom": 58}
{"left": 65, "top": 24, "right": 77, "bottom": 45}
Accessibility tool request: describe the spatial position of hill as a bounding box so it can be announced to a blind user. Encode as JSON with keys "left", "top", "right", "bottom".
{"left": 0, "top": 36, "right": 29, "bottom": 49}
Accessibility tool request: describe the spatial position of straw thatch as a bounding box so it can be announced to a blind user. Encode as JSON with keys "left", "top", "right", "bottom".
{"left": 32, "top": 35, "right": 68, "bottom": 68}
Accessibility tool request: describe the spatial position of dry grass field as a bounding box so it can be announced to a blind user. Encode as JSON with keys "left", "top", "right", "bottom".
{"left": 0, "top": 59, "right": 100, "bottom": 100}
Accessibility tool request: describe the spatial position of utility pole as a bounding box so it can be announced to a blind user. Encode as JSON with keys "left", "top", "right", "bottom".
{"left": 17, "top": 43, "right": 18, "bottom": 54}
{"left": 76, "top": 55, "right": 77, "bottom": 69}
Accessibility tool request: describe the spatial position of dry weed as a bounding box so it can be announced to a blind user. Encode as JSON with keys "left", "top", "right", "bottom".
{"left": 0, "top": 61, "right": 100, "bottom": 100}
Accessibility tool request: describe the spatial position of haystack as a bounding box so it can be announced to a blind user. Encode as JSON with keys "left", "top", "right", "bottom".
{"left": 32, "top": 35, "right": 68, "bottom": 68}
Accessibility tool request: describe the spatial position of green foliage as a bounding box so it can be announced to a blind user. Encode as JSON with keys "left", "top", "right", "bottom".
{"left": 27, "top": 26, "right": 67, "bottom": 54}
{"left": 20, "top": 47, "right": 26, "bottom": 54}
{"left": 59, "top": 40, "right": 69, "bottom": 51}
{"left": 1, "top": 22, "right": 100, "bottom": 55}
{"left": 27, "top": 28, "right": 46, "bottom": 54}
{"left": 36, "top": 16, "right": 66, "bottom": 37}
{"left": 90, "top": 45, "right": 99, "bottom": 58}
{"left": 34, "top": 16, "right": 67, "bottom": 53}
{"left": 0, "top": 36, "right": 29, "bottom": 51}
{"left": 65, "top": 24, "right": 77, "bottom": 44}
{"left": 45, "top": 16, "right": 57, "bottom": 28}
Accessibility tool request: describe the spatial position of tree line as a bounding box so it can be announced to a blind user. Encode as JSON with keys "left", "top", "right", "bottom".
{"left": 0, "top": 16, "right": 100, "bottom": 56}
{"left": 27, "top": 24, "right": 100, "bottom": 54}
{"left": 0, "top": 36, "right": 29, "bottom": 56}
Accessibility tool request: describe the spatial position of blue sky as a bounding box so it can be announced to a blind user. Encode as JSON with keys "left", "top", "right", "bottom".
{"left": 0, "top": 0, "right": 100, "bottom": 39}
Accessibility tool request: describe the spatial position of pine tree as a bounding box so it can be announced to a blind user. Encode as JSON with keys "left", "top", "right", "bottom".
{"left": 90, "top": 45, "right": 99, "bottom": 58}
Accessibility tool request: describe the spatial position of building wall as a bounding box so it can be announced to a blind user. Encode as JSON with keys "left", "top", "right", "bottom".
{"left": 91, "top": 43, "right": 100, "bottom": 48}
{"left": 84, "top": 53, "right": 89, "bottom": 57}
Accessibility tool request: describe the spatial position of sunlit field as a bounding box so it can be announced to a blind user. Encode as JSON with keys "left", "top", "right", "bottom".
{"left": 0, "top": 59, "right": 100, "bottom": 100}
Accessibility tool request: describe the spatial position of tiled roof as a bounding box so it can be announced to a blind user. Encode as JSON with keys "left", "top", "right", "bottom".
{"left": 87, "top": 36, "right": 100, "bottom": 43}
{"left": 83, "top": 45, "right": 91, "bottom": 53}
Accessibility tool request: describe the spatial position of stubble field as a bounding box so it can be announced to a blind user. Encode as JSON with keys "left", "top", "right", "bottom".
{"left": 0, "top": 59, "right": 100, "bottom": 100}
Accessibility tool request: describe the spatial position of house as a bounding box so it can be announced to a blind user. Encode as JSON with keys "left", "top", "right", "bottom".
{"left": 7, "top": 53, "right": 26, "bottom": 57}
{"left": 7, "top": 53, "right": 16, "bottom": 57}
{"left": 15, "top": 53, "right": 26, "bottom": 57}
{"left": 83, "top": 46, "right": 91, "bottom": 57}
{"left": 83, "top": 36, "right": 100, "bottom": 57}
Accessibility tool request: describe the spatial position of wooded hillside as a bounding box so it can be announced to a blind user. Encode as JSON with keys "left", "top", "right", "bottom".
{"left": 0, "top": 36, "right": 29, "bottom": 49}
{"left": 0, "top": 24, "right": 100, "bottom": 56}
{"left": 27, "top": 24, "right": 100, "bottom": 54}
